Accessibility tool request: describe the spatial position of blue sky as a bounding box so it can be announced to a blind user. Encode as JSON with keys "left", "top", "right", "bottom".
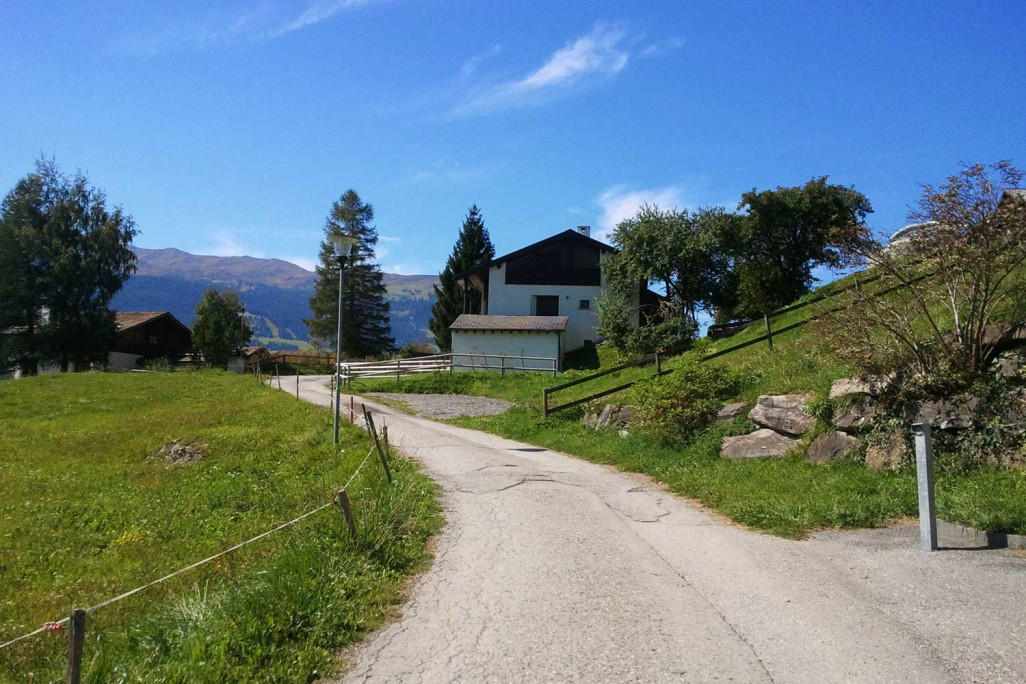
{"left": 2, "top": 1, "right": 1024, "bottom": 276}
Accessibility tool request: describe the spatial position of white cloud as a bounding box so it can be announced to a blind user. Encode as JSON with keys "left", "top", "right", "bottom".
{"left": 595, "top": 185, "right": 686, "bottom": 242}
{"left": 119, "top": 0, "right": 381, "bottom": 53}
{"left": 640, "top": 36, "right": 685, "bottom": 58}
{"left": 199, "top": 229, "right": 266, "bottom": 258}
{"left": 456, "top": 23, "right": 629, "bottom": 115}
{"left": 460, "top": 43, "right": 502, "bottom": 78}
{"left": 281, "top": 256, "right": 319, "bottom": 271}
{"left": 379, "top": 235, "right": 402, "bottom": 243}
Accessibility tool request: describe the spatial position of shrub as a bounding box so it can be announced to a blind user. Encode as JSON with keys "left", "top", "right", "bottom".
{"left": 632, "top": 361, "right": 747, "bottom": 441}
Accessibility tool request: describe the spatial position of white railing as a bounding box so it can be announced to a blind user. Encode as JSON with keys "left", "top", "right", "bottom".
{"left": 340, "top": 352, "right": 557, "bottom": 383}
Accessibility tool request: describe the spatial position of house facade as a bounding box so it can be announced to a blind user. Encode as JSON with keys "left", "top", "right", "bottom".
{"left": 452, "top": 226, "right": 658, "bottom": 370}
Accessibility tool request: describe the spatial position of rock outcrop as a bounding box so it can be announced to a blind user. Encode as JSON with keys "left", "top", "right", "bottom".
{"left": 748, "top": 394, "right": 815, "bottom": 437}
{"left": 833, "top": 400, "right": 877, "bottom": 433}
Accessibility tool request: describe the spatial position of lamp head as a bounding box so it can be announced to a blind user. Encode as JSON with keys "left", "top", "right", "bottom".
{"left": 331, "top": 235, "right": 359, "bottom": 267}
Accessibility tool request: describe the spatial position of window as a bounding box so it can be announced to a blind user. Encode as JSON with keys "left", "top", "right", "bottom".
{"left": 578, "top": 299, "right": 590, "bottom": 310}
{"left": 533, "top": 295, "right": 559, "bottom": 316}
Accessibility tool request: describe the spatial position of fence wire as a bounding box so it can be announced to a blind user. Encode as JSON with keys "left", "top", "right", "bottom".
{"left": 0, "top": 443, "right": 377, "bottom": 653}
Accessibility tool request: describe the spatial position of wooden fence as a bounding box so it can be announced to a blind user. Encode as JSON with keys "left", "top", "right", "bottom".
{"left": 340, "top": 352, "right": 558, "bottom": 383}
{"left": 542, "top": 268, "right": 937, "bottom": 415}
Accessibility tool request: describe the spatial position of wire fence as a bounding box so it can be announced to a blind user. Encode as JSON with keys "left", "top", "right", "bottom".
{"left": 0, "top": 407, "right": 396, "bottom": 683}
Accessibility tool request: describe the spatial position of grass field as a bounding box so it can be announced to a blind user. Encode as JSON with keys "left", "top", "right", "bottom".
{"left": 0, "top": 371, "right": 441, "bottom": 683}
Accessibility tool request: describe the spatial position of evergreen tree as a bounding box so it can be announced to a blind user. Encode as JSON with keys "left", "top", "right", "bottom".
{"left": 305, "top": 190, "right": 394, "bottom": 357}
{"left": 192, "top": 289, "right": 253, "bottom": 367}
{"left": 428, "top": 205, "right": 495, "bottom": 351}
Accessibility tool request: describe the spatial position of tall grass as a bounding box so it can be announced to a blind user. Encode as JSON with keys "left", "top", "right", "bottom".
{"left": 0, "top": 371, "right": 441, "bottom": 683}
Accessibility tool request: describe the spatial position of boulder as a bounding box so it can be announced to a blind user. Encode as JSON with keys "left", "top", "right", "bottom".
{"left": 833, "top": 400, "right": 878, "bottom": 433}
{"left": 994, "top": 351, "right": 1026, "bottom": 380}
{"left": 806, "top": 431, "right": 858, "bottom": 463}
{"left": 721, "top": 429, "right": 797, "bottom": 460}
{"left": 917, "top": 396, "right": 979, "bottom": 430}
{"left": 865, "top": 429, "right": 909, "bottom": 470}
{"left": 748, "top": 394, "right": 816, "bottom": 436}
{"left": 613, "top": 406, "right": 633, "bottom": 428}
{"left": 829, "top": 376, "right": 890, "bottom": 399}
{"left": 582, "top": 412, "right": 598, "bottom": 430}
{"left": 715, "top": 402, "right": 748, "bottom": 423}
{"left": 596, "top": 404, "right": 615, "bottom": 429}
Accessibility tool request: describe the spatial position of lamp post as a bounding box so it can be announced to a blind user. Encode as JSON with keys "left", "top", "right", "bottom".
{"left": 332, "top": 236, "right": 358, "bottom": 445}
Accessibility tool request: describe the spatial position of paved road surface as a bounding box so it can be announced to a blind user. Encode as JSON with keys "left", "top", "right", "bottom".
{"left": 287, "top": 377, "right": 1026, "bottom": 683}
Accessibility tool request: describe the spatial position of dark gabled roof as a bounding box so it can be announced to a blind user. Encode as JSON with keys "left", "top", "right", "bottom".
{"left": 458, "top": 229, "right": 615, "bottom": 281}
{"left": 115, "top": 311, "right": 190, "bottom": 335}
{"left": 449, "top": 314, "right": 569, "bottom": 332}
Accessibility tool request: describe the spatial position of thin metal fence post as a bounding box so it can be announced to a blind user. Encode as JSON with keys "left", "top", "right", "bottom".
{"left": 296, "top": 369, "right": 300, "bottom": 399}
{"left": 543, "top": 388, "right": 550, "bottom": 417}
{"left": 913, "top": 421, "right": 938, "bottom": 551}
{"left": 764, "top": 314, "right": 774, "bottom": 351}
{"left": 66, "top": 608, "right": 86, "bottom": 684}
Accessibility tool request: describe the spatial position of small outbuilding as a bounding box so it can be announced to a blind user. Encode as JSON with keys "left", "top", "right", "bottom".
{"left": 450, "top": 314, "right": 567, "bottom": 372}
{"left": 109, "top": 311, "right": 192, "bottom": 370}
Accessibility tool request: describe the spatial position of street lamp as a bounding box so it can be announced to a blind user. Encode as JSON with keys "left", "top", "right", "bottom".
{"left": 332, "top": 235, "right": 358, "bottom": 445}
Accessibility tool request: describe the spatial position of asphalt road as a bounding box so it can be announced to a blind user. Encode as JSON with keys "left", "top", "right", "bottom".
{"left": 287, "top": 377, "right": 1026, "bottom": 684}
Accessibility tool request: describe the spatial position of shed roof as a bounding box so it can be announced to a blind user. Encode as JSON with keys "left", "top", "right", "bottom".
{"left": 450, "top": 314, "right": 569, "bottom": 332}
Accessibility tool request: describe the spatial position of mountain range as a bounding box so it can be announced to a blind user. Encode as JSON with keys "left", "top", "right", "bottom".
{"left": 112, "top": 247, "right": 439, "bottom": 350}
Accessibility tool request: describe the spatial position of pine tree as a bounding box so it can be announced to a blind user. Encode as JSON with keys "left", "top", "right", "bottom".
{"left": 428, "top": 205, "right": 495, "bottom": 351}
{"left": 305, "top": 189, "right": 394, "bottom": 358}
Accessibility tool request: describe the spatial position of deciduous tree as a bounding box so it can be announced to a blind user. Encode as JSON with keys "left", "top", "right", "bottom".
{"left": 192, "top": 289, "right": 253, "bottom": 368}
{"left": 0, "top": 159, "right": 137, "bottom": 373}
{"left": 727, "top": 177, "right": 873, "bottom": 320}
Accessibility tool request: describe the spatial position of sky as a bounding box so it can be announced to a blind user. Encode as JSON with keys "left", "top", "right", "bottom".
{"left": 1, "top": 1, "right": 1024, "bottom": 276}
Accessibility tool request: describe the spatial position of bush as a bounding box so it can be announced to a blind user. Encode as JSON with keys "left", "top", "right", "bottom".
{"left": 632, "top": 361, "right": 747, "bottom": 442}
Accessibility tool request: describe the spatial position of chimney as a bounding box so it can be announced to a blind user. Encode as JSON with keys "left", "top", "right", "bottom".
{"left": 576, "top": 225, "right": 591, "bottom": 238}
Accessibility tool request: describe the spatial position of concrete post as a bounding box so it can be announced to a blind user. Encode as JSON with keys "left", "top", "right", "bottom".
{"left": 913, "top": 421, "right": 938, "bottom": 551}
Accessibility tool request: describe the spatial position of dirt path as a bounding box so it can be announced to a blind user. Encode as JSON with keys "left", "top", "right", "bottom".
{"left": 288, "top": 376, "right": 1026, "bottom": 683}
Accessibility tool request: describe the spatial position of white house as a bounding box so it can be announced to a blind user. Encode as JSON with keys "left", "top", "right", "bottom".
{"left": 451, "top": 226, "right": 660, "bottom": 370}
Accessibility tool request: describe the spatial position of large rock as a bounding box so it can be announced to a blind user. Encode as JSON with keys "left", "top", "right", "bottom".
{"left": 715, "top": 402, "right": 747, "bottom": 423}
{"left": 748, "top": 394, "right": 815, "bottom": 436}
{"left": 806, "top": 431, "right": 858, "bottom": 463}
{"left": 833, "top": 400, "right": 877, "bottom": 433}
{"left": 865, "top": 429, "right": 909, "bottom": 470}
{"left": 917, "top": 396, "right": 979, "bottom": 430}
{"left": 721, "top": 429, "right": 797, "bottom": 460}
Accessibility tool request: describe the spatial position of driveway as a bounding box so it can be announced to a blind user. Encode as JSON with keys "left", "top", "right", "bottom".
{"left": 287, "top": 376, "right": 1026, "bottom": 683}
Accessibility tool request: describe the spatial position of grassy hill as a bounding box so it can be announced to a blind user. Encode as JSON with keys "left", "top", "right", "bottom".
{"left": 350, "top": 272, "right": 1026, "bottom": 539}
{"left": 0, "top": 372, "right": 441, "bottom": 682}
{"left": 114, "top": 247, "right": 439, "bottom": 350}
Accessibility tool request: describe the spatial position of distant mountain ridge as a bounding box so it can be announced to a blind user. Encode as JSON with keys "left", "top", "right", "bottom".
{"left": 113, "top": 247, "right": 439, "bottom": 350}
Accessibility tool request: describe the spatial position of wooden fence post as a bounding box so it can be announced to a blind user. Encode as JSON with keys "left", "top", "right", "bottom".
{"left": 363, "top": 408, "right": 393, "bottom": 484}
{"left": 764, "top": 314, "right": 775, "bottom": 351}
{"left": 350, "top": 396, "right": 355, "bottom": 424}
{"left": 655, "top": 352, "right": 661, "bottom": 376}
{"left": 334, "top": 490, "right": 358, "bottom": 540}
{"left": 500, "top": 354, "right": 506, "bottom": 376}
{"left": 396, "top": 358, "right": 401, "bottom": 382}
{"left": 66, "top": 608, "right": 86, "bottom": 684}
{"left": 543, "top": 388, "right": 550, "bottom": 417}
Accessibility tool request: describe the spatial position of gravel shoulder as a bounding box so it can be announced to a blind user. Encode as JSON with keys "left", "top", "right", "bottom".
{"left": 367, "top": 392, "right": 514, "bottom": 419}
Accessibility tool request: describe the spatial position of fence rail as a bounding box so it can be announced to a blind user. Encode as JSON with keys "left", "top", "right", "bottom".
{"left": 341, "top": 352, "right": 557, "bottom": 383}
{"left": 542, "top": 268, "right": 937, "bottom": 415}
